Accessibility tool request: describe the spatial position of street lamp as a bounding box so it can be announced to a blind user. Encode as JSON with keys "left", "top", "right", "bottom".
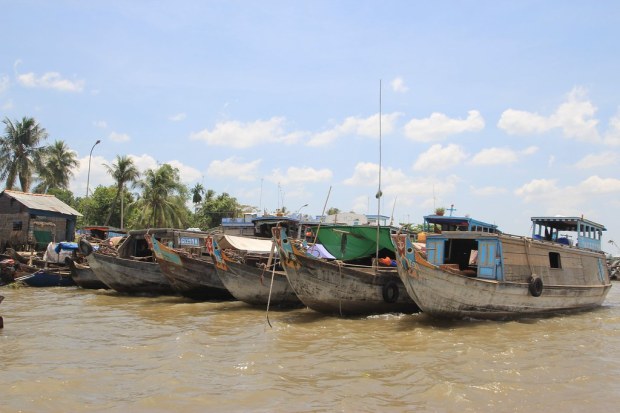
{"left": 296, "top": 203, "right": 308, "bottom": 238}
{"left": 86, "top": 139, "right": 101, "bottom": 197}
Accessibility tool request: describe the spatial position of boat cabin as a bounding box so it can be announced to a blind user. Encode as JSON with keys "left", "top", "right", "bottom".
{"left": 118, "top": 228, "right": 212, "bottom": 260}
{"left": 531, "top": 216, "right": 606, "bottom": 251}
{"left": 423, "top": 215, "right": 499, "bottom": 233}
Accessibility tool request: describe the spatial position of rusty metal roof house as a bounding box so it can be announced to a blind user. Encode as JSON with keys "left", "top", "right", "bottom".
{"left": 0, "top": 190, "right": 82, "bottom": 251}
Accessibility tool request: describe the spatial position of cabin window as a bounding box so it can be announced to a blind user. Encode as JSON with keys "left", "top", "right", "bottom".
{"left": 549, "top": 252, "right": 561, "bottom": 269}
{"left": 12, "top": 221, "right": 22, "bottom": 231}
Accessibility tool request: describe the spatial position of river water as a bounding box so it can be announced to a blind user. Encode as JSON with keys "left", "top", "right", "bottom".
{"left": 1, "top": 284, "right": 619, "bottom": 413}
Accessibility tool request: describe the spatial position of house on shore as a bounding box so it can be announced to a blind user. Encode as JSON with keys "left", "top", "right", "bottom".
{"left": 0, "top": 190, "right": 82, "bottom": 251}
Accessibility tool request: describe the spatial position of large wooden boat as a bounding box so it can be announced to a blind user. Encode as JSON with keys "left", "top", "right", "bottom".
{"left": 272, "top": 227, "right": 419, "bottom": 316}
{"left": 148, "top": 235, "right": 233, "bottom": 301}
{"left": 82, "top": 229, "right": 202, "bottom": 295}
{"left": 206, "top": 234, "right": 302, "bottom": 308}
{"left": 392, "top": 215, "right": 612, "bottom": 320}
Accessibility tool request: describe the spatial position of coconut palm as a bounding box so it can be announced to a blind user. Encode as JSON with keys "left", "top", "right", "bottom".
{"left": 131, "top": 163, "right": 188, "bottom": 228}
{"left": 103, "top": 155, "right": 140, "bottom": 227}
{"left": 33, "top": 140, "right": 79, "bottom": 193}
{"left": 0, "top": 116, "right": 48, "bottom": 192}
{"left": 190, "top": 182, "right": 205, "bottom": 214}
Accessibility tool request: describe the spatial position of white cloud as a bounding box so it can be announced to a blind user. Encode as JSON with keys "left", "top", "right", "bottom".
{"left": 207, "top": 157, "right": 262, "bottom": 182}
{"left": 266, "top": 166, "right": 333, "bottom": 185}
{"left": 403, "top": 110, "right": 485, "bottom": 142}
{"left": 604, "top": 110, "right": 620, "bottom": 146}
{"left": 190, "top": 117, "right": 302, "bottom": 148}
{"left": 577, "top": 175, "right": 620, "bottom": 194}
{"left": 169, "top": 113, "right": 186, "bottom": 122}
{"left": 343, "top": 162, "right": 408, "bottom": 187}
{"left": 93, "top": 120, "right": 108, "bottom": 129}
{"left": 17, "top": 71, "right": 85, "bottom": 92}
{"left": 1, "top": 100, "right": 13, "bottom": 110}
{"left": 575, "top": 152, "right": 618, "bottom": 169}
{"left": 109, "top": 132, "right": 130, "bottom": 142}
{"left": 307, "top": 112, "right": 402, "bottom": 147}
{"left": 514, "top": 178, "right": 560, "bottom": 203}
{"left": 391, "top": 77, "right": 408, "bottom": 93}
{"left": 0, "top": 75, "right": 9, "bottom": 94}
{"left": 470, "top": 147, "right": 519, "bottom": 166}
{"left": 413, "top": 144, "right": 467, "bottom": 171}
{"left": 498, "top": 87, "right": 600, "bottom": 142}
{"left": 167, "top": 160, "right": 202, "bottom": 183}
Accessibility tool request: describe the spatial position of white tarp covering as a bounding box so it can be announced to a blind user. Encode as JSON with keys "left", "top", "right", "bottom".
{"left": 216, "top": 234, "right": 274, "bottom": 254}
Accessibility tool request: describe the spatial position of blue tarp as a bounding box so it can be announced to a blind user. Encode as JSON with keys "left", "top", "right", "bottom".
{"left": 54, "top": 242, "right": 79, "bottom": 254}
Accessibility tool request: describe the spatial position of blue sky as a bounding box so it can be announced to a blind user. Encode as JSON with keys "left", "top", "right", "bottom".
{"left": 2, "top": 1, "right": 620, "bottom": 254}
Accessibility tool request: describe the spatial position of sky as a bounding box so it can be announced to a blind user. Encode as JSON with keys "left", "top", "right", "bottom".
{"left": 2, "top": 1, "right": 620, "bottom": 255}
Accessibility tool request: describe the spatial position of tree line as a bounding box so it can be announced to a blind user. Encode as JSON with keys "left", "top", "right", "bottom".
{"left": 0, "top": 116, "right": 247, "bottom": 231}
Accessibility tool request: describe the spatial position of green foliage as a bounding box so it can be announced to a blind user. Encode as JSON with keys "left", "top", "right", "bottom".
{"left": 79, "top": 186, "right": 118, "bottom": 227}
{"left": 326, "top": 207, "right": 341, "bottom": 215}
{"left": 194, "top": 191, "right": 242, "bottom": 230}
{"left": 0, "top": 116, "right": 48, "bottom": 192}
{"left": 130, "top": 163, "right": 190, "bottom": 228}
{"left": 33, "top": 140, "right": 79, "bottom": 193}
{"left": 103, "top": 155, "right": 140, "bottom": 226}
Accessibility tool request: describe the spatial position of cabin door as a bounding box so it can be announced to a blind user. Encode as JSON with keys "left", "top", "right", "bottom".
{"left": 477, "top": 239, "right": 503, "bottom": 280}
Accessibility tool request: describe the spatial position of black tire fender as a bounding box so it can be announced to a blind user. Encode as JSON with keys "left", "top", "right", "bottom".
{"left": 79, "top": 239, "right": 93, "bottom": 256}
{"left": 382, "top": 281, "right": 399, "bottom": 303}
{"left": 528, "top": 276, "right": 543, "bottom": 297}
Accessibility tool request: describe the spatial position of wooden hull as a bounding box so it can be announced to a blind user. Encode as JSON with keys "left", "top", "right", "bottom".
{"left": 392, "top": 233, "right": 612, "bottom": 320}
{"left": 283, "top": 253, "right": 418, "bottom": 315}
{"left": 157, "top": 255, "right": 234, "bottom": 301}
{"left": 66, "top": 258, "right": 108, "bottom": 290}
{"left": 149, "top": 235, "right": 233, "bottom": 300}
{"left": 215, "top": 260, "right": 302, "bottom": 307}
{"left": 273, "top": 227, "right": 418, "bottom": 316}
{"left": 17, "top": 268, "right": 76, "bottom": 287}
{"left": 86, "top": 252, "right": 175, "bottom": 295}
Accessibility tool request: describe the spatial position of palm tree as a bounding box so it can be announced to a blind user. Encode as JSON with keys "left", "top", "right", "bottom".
{"left": 190, "top": 183, "right": 205, "bottom": 213}
{"left": 33, "top": 140, "right": 79, "bottom": 193}
{"left": 103, "top": 155, "right": 140, "bottom": 228}
{"left": 0, "top": 116, "right": 48, "bottom": 192}
{"left": 131, "top": 163, "right": 188, "bottom": 228}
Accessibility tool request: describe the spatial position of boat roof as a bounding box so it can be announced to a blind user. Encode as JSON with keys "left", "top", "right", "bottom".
{"left": 531, "top": 216, "right": 606, "bottom": 232}
{"left": 424, "top": 215, "right": 498, "bottom": 231}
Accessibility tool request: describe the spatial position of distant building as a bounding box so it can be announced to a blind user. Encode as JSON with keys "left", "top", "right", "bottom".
{"left": 0, "top": 190, "right": 82, "bottom": 251}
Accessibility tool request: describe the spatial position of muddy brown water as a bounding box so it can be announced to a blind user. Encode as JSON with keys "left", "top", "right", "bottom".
{"left": 1, "top": 284, "right": 619, "bottom": 412}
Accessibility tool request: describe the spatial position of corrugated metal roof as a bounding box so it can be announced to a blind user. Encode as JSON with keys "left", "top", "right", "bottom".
{"left": 2, "top": 190, "right": 82, "bottom": 217}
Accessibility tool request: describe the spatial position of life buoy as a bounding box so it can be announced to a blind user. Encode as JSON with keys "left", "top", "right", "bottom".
{"left": 382, "top": 281, "right": 399, "bottom": 303}
{"left": 528, "top": 276, "right": 543, "bottom": 297}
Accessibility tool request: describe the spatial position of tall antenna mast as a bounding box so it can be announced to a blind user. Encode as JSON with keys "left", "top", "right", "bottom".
{"left": 375, "top": 80, "right": 382, "bottom": 268}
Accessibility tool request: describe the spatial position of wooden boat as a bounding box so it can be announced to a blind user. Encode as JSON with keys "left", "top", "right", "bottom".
{"left": 272, "top": 227, "right": 419, "bottom": 316}
{"left": 148, "top": 235, "right": 234, "bottom": 301}
{"left": 15, "top": 266, "right": 76, "bottom": 287}
{"left": 206, "top": 234, "right": 302, "bottom": 308}
{"left": 391, "top": 215, "right": 612, "bottom": 320}
{"left": 65, "top": 257, "right": 108, "bottom": 290}
{"left": 81, "top": 229, "right": 200, "bottom": 295}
